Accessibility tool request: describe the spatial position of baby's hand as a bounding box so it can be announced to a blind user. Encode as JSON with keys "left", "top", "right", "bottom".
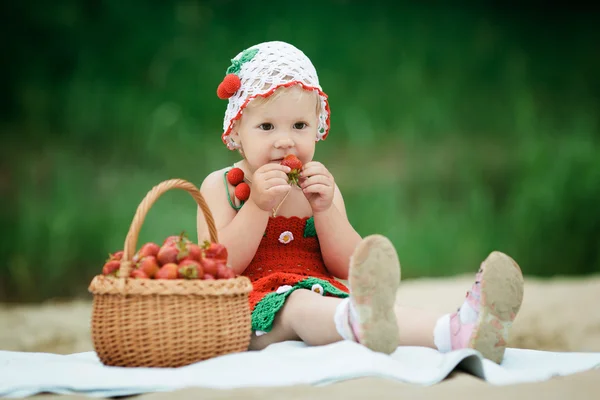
{"left": 300, "top": 161, "right": 335, "bottom": 213}
{"left": 250, "top": 164, "right": 292, "bottom": 212}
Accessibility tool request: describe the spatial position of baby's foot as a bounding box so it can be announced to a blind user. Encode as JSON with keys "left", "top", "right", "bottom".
{"left": 435, "top": 251, "right": 524, "bottom": 363}
{"left": 335, "top": 235, "right": 401, "bottom": 354}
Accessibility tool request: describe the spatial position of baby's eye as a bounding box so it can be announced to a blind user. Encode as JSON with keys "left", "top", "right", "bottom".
{"left": 294, "top": 122, "right": 307, "bottom": 130}
{"left": 259, "top": 123, "right": 274, "bottom": 131}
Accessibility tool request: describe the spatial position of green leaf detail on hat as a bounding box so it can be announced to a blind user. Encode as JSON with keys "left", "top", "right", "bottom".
{"left": 226, "top": 48, "right": 259, "bottom": 75}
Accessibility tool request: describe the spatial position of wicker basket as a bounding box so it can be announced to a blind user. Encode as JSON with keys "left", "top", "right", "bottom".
{"left": 88, "top": 179, "right": 253, "bottom": 368}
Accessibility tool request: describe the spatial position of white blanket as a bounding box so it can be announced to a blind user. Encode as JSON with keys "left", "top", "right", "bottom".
{"left": 1, "top": 341, "right": 599, "bottom": 398}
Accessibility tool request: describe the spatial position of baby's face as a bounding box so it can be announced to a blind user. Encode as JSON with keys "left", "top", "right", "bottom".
{"left": 232, "top": 85, "right": 319, "bottom": 172}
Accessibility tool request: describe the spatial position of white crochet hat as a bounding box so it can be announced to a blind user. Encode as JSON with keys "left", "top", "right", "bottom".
{"left": 217, "top": 41, "right": 330, "bottom": 150}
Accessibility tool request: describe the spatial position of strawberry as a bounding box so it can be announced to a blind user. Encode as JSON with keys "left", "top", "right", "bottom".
{"left": 216, "top": 263, "right": 236, "bottom": 279}
{"left": 203, "top": 274, "right": 215, "bottom": 280}
{"left": 187, "top": 243, "right": 203, "bottom": 261}
{"left": 163, "top": 232, "right": 191, "bottom": 247}
{"left": 178, "top": 243, "right": 203, "bottom": 263}
{"left": 234, "top": 182, "right": 250, "bottom": 202}
{"left": 224, "top": 269, "right": 236, "bottom": 279}
{"left": 200, "top": 257, "right": 219, "bottom": 276}
{"left": 280, "top": 154, "right": 303, "bottom": 186}
{"left": 141, "top": 242, "right": 160, "bottom": 257}
{"left": 133, "top": 242, "right": 160, "bottom": 263}
{"left": 102, "top": 260, "right": 121, "bottom": 276}
{"left": 105, "top": 250, "right": 123, "bottom": 264}
{"left": 155, "top": 263, "right": 179, "bottom": 279}
{"left": 281, "top": 154, "right": 303, "bottom": 170}
{"left": 163, "top": 235, "right": 180, "bottom": 246}
{"left": 132, "top": 243, "right": 159, "bottom": 264}
{"left": 156, "top": 244, "right": 180, "bottom": 266}
{"left": 177, "top": 259, "right": 203, "bottom": 279}
{"left": 136, "top": 256, "right": 160, "bottom": 278}
{"left": 226, "top": 167, "right": 245, "bottom": 186}
{"left": 130, "top": 269, "right": 149, "bottom": 279}
{"left": 201, "top": 241, "right": 228, "bottom": 262}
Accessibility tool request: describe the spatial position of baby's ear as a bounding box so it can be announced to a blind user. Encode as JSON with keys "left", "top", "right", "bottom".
{"left": 230, "top": 120, "right": 240, "bottom": 137}
{"left": 227, "top": 122, "right": 237, "bottom": 140}
{"left": 229, "top": 123, "right": 243, "bottom": 152}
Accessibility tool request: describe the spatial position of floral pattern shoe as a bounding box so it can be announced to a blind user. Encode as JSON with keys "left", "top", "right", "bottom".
{"left": 448, "top": 251, "right": 524, "bottom": 364}
{"left": 335, "top": 235, "right": 401, "bottom": 354}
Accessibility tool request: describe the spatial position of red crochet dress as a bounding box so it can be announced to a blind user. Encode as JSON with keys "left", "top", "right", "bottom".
{"left": 242, "top": 216, "right": 349, "bottom": 332}
{"left": 223, "top": 168, "right": 349, "bottom": 333}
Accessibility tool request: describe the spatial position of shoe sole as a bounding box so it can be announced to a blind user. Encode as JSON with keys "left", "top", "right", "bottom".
{"left": 348, "top": 234, "right": 401, "bottom": 354}
{"left": 470, "top": 251, "right": 524, "bottom": 364}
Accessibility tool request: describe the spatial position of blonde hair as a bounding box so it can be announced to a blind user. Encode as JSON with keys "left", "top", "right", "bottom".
{"left": 246, "top": 84, "right": 321, "bottom": 115}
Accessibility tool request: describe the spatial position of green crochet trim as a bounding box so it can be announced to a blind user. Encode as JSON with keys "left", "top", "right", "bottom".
{"left": 303, "top": 216, "right": 316, "bottom": 238}
{"left": 223, "top": 169, "right": 243, "bottom": 211}
{"left": 226, "top": 48, "right": 259, "bottom": 75}
{"left": 251, "top": 277, "right": 349, "bottom": 332}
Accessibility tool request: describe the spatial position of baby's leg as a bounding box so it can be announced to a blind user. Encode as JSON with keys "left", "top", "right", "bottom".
{"left": 250, "top": 238, "right": 524, "bottom": 364}
{"left": 394, "top": 305, "right": 444, "bottom": 348}
{"left": 250, "top": 234, "right": 401, "bottom": 354}
{"left": 423, "top": 251, "right": 524, "bottom": 363}
{"left": 341, "top": 234, "right": 401, "bottom": 354}
{"left": 249, "top": 289, "right": 344, "bottom": 350}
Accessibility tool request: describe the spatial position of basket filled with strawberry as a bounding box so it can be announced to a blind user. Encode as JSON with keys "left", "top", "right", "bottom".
{"left": 88, "top": 179, "right": 253, "bottom": 368}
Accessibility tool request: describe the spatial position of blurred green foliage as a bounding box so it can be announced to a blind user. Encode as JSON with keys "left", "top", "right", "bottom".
{"left": 1, "top": 1, "right": 599, "bottom": 302}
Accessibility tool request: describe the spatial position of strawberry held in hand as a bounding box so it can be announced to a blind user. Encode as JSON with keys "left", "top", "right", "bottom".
{"left": 280, "top": 154, "right": 303, "bottom": 186}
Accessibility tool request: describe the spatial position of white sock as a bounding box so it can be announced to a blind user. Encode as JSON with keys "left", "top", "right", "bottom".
{"left": 459, "top": 301, "right": 478, "bottom": 324}
{"left": 334, "top": 298, "right": 359, "bottom": 342}
{"left": 434, "top": 299, "right": 479, "bottom": 353}
{"left": 433, "top": 313, "right": 451, "bottom": 353}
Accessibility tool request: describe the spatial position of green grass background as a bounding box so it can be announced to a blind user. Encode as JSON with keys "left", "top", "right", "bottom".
{"left": 1, "top": 1, "right": 598, "bottom": 302}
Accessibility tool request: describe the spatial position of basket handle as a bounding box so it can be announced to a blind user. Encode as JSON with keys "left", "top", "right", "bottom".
{"left": 118, "top": 179, "right": 218, "bottom": 278}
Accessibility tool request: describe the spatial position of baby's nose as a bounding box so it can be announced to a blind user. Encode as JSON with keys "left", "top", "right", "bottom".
{"left": 274, "top": 136, "right": 294, "bottom": 148}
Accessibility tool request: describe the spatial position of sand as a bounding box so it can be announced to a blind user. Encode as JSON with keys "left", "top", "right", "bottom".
{"left": 1, "top": 274, "right": 599, "bottom": 399}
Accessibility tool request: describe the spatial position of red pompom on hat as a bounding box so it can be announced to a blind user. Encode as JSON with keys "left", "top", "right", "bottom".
{"left": 226, "top": 167, "right": 245, "bottom": 186}
{"left": 234, "top": 182, "right": 251, "bottom": 202}
{"left": 217, "top": 74, "right": 241, "bottom": 99}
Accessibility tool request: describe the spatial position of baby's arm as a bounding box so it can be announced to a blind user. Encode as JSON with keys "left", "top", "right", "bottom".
{"left": 313, "top": 185, "right": 362, "bottom": 279}
{"left": 196, "top": 169, "right": 269, "bottom": 275}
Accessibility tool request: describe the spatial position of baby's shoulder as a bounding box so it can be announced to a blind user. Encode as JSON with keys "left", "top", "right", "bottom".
{"left": 200, "top": 166, "right": 231, "bottom": 191}
{"left": 200, "top": 167, "right": 239, "bottom": 218}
